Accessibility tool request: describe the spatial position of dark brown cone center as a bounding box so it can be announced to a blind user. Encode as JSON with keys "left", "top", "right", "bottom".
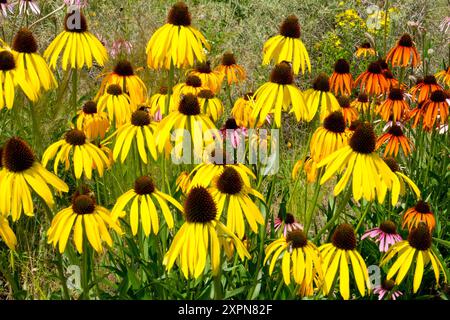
{"left": 72, "top": 195, "right": 95, "bottom": 215}
{"left": 184, "top": 187, "right": 217, "bottom": 223}
{"left": 82, "top": 101, "right": 98, "bottom": 114}
{"left": 216, "top": 167, "right": 243, "bottom": 195}
{"left": 134, "top": 176, "right": 155, "bottom": 195}
{"left": 287, "top": 230, "right": 308, "bottom": 248}
{"left": 2, "top": 137, "right": 35, "bottom": 172}
{"left": 415, "top": 200, "right": 431, "bottom": 214}
{"left": 167, "top": 1, "right": 191, "bottom": 26}
{"left": 349, "top": 123, "right": 376, "bottom": 154}
{"left": 64, "top": 11, "right": 88, "bottom": 33}
{"left": 185, "top": 75, "right": 202, "bottom": 87}
{"left": 388, "top": 88, "right": 404, "bottom": 101}
{"left": 222, "top": 53, "right": 237, "bottom": 66}
{"left": 331, "top": 223, "right": 357, "bottom": 250}
{"left": 379, "top": 220, "right": 397, "bottom": 234}
{"left": 12, "top": 28, "right": 38, "bottom": 53}
{"left": 107, "top": 84, "right": 123, "bottom": 96}
{"left": 131, "top": 110, "right": 151, "bottom": 126}
{"left": 408, "top": 223, "right": 432, "bottom": 251}
{"left": 178, "top": 93, "right": 200, "bottom": 115}
{"left": 279, "top": 15, "right": 301, "bottom": 38}
{"left": 334, "top": 59, "right": 350, "bottom": 74}
{"left": 0, "top": 51, "right": 15, "bottom": 71}
{"left": 113, "top": 60, "right": 134, "bottom": 76}
{"left": 313, "top": 73, "right": 330, "bottom": 92}
{"left": 323, "top": 111, "right": 346, "bottom": 133}
{"left": 65, "top": 129, "right": 86, "bottom": 146}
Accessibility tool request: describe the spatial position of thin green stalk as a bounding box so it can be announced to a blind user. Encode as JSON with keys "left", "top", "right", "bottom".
{"left": 383, "top": 0, "right": 390, "bottom": 57}
{"left": 71, "top": 69, "right": 79, "bottom": 113}
{"left": 304, "top": 168, "right": 324, "bottom": 234}
{"left": 41, "top": 199, "right": 71, "bottom": 300}
{"left": 355, "top": 201, "right": 373, "bottom": 233}
{"left": 314, "top": 186, "right": 353, "bottom": 243}
{"left": 81, "top": 238, "right": 90, "bottom": 300}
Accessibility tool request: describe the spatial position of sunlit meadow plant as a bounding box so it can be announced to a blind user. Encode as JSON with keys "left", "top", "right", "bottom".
{"left": 0, "top": 0, "right": 448, "bottom": 302}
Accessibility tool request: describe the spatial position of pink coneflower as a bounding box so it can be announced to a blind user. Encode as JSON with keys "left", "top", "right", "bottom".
{"left": 361, "top": 220, "right": 402, "bottom": 252}
{"left": 373, "top": 279, "right": 403, "bottom": 300}
{"left": 110, "top": 38, "right": 133, "bottom": 59}
{"left": 0, "top": 0, "right": 14, "bottom": 17}
{"left": 64, "top": 0, "right": 88, "bottom": 8}
{"left": 382, "top": 119, "right": 404, "bottom": 132}
{"left": 220, "top": 118, "right": 248, "bottom": 149}
{"left": 272, "top": 213, "right": 303, "bottom": 237}
{"left": 18, "top": 0, "right": 40, "bottom": 15}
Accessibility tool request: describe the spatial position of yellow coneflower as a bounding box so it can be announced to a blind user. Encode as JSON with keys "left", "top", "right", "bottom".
{"left": 350, "top": 93, "right": 370, "bottom": 113}
{"left": 251, "top": 61, "right": 308, "bottom": 127}
{"left": 310, "top": 111, "right": 348, "bottom": 163}
{"left": 355, "top": 61, "right": 389, "bottom": 96}
{"left": 76, "top": 100, "right": 110, "bottom": 140}
{"left": 264, "top": 230, "right": 323, "bottom": 293}
{"left": 0, "top": 49, "right": 21, "bottom": 110}
{"left": 386, "top": 34, "right": 421, "bottom": 68}
{"left": 214, "top": 52, "right": 246, "bottom": 85}
{"left": 262, "top": 14, "right": 311, "bottom": 75}
{"left": 97, "top": 84, "right": 135, "bottom": 128}
{"left": 292, "top": 156, "right": 318, "bottom": 183}
{"left": 376, "top": 125, "right": 413, "bottom": 157}
{"left": 376, "top": 88, "right": 410, "bottom": 122}
{"left": 355, "top": 42, "right": 376, "bottom": 58}
{"left": 209, "top": 167, "right": 264, "bottom": 238}
{"left": 188, "top": 61, "right": 223, "bottom": 94}
{"left": 317, "top": 123, "right": 400, "bottom": 205}
{"left": 111, "top": 176, "right": 182, "bottom": 236}
{"left": 11, "top": 28, "right": 57, "bottom": 101}
{"left": 231, "top": 92, "right": 257, "bottom": 128}
{"left": 197, "top": 89, "right": 223, "bottom": 123}
{"left": 146, "top": 2, "right": 210, "bottom": 69}
{"left": 42, "top": 129, "right": 110, "bottom": 179}
{"left": 155, "top": 93, "right": 219, "bottom": 158}
{"left": 337, "top": 96, "right": 358, "bottom": 126}
{"left": 303, "top": 73, "right": 340, "bottom": 122}
{"left": 0, "top": 216, "right": 17, "bottom": 250}
{"left": 402, "top": 200, "right": 436, "bottom": 232}
{"left": 435, "top": 67, "right": 450, "bottom": 87}
{"left": 410, "top": 76, "right": 442, "bottom": 103}
{"left": 47, "top": 194, "right": 122, "bottom": 253}
{"left": 383, "top": 157, "right": 420, "bottom": 201}
{"left": 149, "top": 87, "right": 173, "bottom": 120}
{"left": 44, "top": 11, "right": 108, "bottom": 70}
{"left": 381, "top": 223, "right": 447, "bottom": 293}
{"left": 111, "top": 109, "right": 158, "bottom": 164}
{"left": 330, "top": 59, "right": 353, "bottom": 96}
{"left": 0, "top": 137, "right": 69, "bottom": 221}
{"left": 319, "top": 224, "right": 370, "bottom": 300}
{"left": 175, "top": 171, "right": 191, "bottom": 194}
{"left": 172, "top": 74, "right": 207, "bottom": 100}
{"left": 163, "top": 186, "right": 250, "bottom": 279}
{"left": 96, "top": 60, "right": 147, "bottom": 105}
{"left": 422, "top": 89, "right": 449, "bottom": 129}
{"left": 189, "top": 149, "right": 256, "bottom": 189}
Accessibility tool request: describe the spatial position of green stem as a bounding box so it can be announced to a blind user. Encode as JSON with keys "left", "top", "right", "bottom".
{"left": 71, "top": 69, "right": 79, "bottom": 114}
{"left": 355, "top": 201, "right": 373, "bottom": 233}
{"left": 383, "top": 0, "right": 390, "bottom": 57}
{"left": 81, "top": 238, "right": 90, "bottom": 300}
{"left": 41, "top": 199, "right": 71, "bottom": 300}
{"left": 313, "top": 186, "right": 353, "bottom": 243}
{"left": 304, "top": 168, "right": 324, "bottom": 234}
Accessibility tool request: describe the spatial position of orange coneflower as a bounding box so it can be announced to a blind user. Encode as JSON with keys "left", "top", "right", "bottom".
{"left": 410, "top": 75, "right": 442, "bottom": 103}
{"left": 214, "top": 52, "right": 246, "bottom": 85}
{"left": 386, "top": 33, "right": 421, "bottom": 67}
{"left": 329, "top": 59, "right": 353, "bottom": 96}
{"left": 376, "top": 88, "right": 410, "bottom": 122}
{"left": 376, "top": 124, "right": 413, "bottom": 157}
{"left": 188, "top": 61, "right": 224, "bottom": 94}
{"left": 409, "top": 101, "right": 428, "bottom": 130}
{"left": 421, "top": 89, "right": 449, "bottom": 129}
{"left": 355, "top": 42, "right": 376, "bottom": 58}
{"left": 351, "top": 93, "right": 370, "bottom": 113}
{"left": 402, "top": 200, "right": 436, "bottom": 232}
{"left": 172, "top": 74, "right": 208, "bottom": 100}
{"left": 95, "top": 60, "right": 147, "bottom": 105}
{"left": 435, "top": 67, "right": 450, "bottom": 87}
{"left": 355, "top": 61, "right": 389, "bottom": 95}
{"left": 383, "top": 70, "right": 402, "bottom": 89}
{"left": 337, "top": 96, "right": 358, "bottom": 126}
